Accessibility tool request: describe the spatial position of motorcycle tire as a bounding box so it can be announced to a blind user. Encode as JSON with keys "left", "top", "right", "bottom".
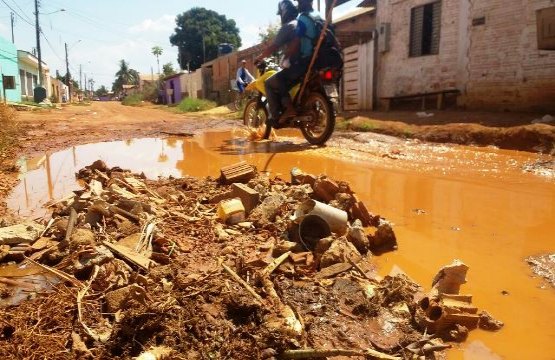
{"left": 243, "top": 99, "right": 272, "bottom": 139}
{"left": 300, "top": 92, "right": 335, "bottom": 145}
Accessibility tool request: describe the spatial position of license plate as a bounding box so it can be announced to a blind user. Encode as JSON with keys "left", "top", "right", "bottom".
{"left": 324, "top": 85, "right": 339, "bottom": 98}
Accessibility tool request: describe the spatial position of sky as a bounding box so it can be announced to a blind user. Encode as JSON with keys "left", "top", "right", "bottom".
{"left": 0, "top": 0, "right": 358, "bottom": 90}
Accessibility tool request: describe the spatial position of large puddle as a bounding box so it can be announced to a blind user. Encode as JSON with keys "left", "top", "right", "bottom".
{"left": 6, "top": 130, "right": 555, "bottom": 359}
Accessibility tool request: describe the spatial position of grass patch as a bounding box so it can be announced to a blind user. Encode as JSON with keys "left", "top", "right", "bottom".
{"left": 175, "top": 98, "right": 217, "bottom": 113}
{"left": 0, "top": 103, "right": 20, "bottom": 156}
{"left": 121, "top": 93, "right": 144, "bottom": 106}
{"left": 73, "top": 101, "right": 92, "bottom": 106}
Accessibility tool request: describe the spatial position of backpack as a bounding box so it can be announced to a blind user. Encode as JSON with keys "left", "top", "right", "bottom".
{"left": 300, "top": 12, "right": 344, "bottom": 70}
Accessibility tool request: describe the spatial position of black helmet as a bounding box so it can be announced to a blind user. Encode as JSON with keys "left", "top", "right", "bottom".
{"left": 277, "top": 0, "right": 299, "bottom": 24}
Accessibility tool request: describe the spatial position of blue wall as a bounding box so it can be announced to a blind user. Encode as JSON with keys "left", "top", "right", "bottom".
{"left": 0, "top": 35, "right": 21, "bottom": 103}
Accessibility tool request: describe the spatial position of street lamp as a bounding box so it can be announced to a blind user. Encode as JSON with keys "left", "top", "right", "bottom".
{"left": 40, "top": 9, "right": 66, "bottom": 15}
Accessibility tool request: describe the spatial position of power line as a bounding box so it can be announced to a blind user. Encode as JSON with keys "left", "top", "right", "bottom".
{"left": 8, "top": 0, "right": 33, "bottom": 23}
{"left": 0, "top": 0, "right": 34, "bottom": 26}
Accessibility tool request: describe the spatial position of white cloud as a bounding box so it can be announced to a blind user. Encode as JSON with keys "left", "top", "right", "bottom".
{"left": 128, "top": 15, "right": 175, "bottom": 34}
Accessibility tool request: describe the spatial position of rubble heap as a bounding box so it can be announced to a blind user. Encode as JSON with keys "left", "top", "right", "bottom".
{"left": 0, "top": 160, "right": 502, "bottom": 359}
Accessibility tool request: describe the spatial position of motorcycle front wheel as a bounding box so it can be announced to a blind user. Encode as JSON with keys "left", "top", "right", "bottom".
{"left": 301, "top": 92, "right": 335, "bottom": 145}
{"left": 243, "top": 99, "right": 272, "bottom": 139}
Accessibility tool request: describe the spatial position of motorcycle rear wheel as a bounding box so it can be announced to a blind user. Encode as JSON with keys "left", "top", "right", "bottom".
{"left": 300, "top": 92, "right": 335, "bottom": 145}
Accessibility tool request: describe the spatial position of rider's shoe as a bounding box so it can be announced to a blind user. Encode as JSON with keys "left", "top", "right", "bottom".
{"left": 276, "top": 106, "right": 296, "bottom": 128}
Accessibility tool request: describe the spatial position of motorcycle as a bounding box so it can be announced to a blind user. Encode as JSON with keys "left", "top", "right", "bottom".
{"left": 243, "top": 61, "right": 341, "bottom": 146}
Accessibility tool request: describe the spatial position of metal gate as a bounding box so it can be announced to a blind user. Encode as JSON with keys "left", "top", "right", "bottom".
{"left": 342, "top": 40, "right": 374, "bottom": 111}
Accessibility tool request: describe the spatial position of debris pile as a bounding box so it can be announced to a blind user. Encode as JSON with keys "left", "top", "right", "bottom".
{"left": 0, "top": 160, "right": 502, "bottom": 359}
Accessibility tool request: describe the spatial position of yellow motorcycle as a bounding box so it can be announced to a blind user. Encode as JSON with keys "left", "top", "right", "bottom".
{"left": 243, "top": 61, "right": 340, "bottom": 145}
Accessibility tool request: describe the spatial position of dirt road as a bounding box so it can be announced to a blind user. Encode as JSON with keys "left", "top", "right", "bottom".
{"left": 1, "top": 102, "right": 554, "bottom": 359}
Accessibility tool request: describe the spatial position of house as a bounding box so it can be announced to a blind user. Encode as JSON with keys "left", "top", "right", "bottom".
{"left": 373, "top": 0, "right": 555, "bottom": 112}
{"left": 122, "top": 84, "right": 139, "bottom": 97}
{"left": 162, "top": 73, "right": 183, "bottom": 105}
{"left": 50, "top": 77, "right": 69, "bottom": 103}
{"left": 334, "top": 6, "right": 376, "bottom": 47}
{"left": 0, "top": 35, "right": 21, "bottom": 103}
{"left": 18, "top": 50, "right": 51, "bottom": 102}
{"left": 200, "top": 43, "right": 264, "bottom": 105}
{"left": 139, "top": 73, "right": 159, "bottom": 92}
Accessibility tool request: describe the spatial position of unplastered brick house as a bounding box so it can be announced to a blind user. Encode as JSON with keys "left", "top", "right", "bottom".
{"left": 373, "top": 0, "right": 555, "bottom": 112}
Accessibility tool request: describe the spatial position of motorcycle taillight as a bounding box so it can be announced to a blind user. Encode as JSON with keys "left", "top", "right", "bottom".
{"left": 320, "top": 70, "right": 333, "bottom": 81}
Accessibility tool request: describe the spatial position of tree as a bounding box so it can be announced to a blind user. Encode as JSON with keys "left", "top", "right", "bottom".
{"left": 152, "top": 46, "right": 163, "bottom": 74}
{"left": 258, "top": 23, "right": 280, "bottom": 44}
{"left": 112, "top": 60, "right": 140, "bottom": 93}
{"left": 170, "top": 8, "right": 241, "bottom": 71}
{"left": 162, "top": 63, "right": 177, "bottom": 77}
{"left": 95, "top": 85, "right": 109, "bottom": 97}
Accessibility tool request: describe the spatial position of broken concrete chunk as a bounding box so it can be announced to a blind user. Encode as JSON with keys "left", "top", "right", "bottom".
{"left": 72, "top": 245, "right": 114, "bottom": 272}
{"left": 372, "top": 221, "right": 398, "bottom": 252}
{"left": 351, "top": 200, "right": 378, "bottom": 227}
{"left": 135, "top": 346, "right": 172, "bottom": 360}
{"left": 248, "top": 194, "right": 286, "bottom": 226}
{"left": 432, "top": 260, "right": 469, "bottom": 295}
{"left": 231, "top": 183, "right": 260, "bottom": 214}
{"left": 479, "top": 311, "right": 504, "bottom": 331}
{"left": 290, "top": 167, "right": 317, "bottom": 186}
{"left": 313, "top": 177, "right": 340, "bottom": 203}
{"left": 348, "top": 219, "right": 369, "bottom": 253}
{"left": 69, "top": 228, "right": 96, "bottom": 252}
{"left": 320, "top": 237, "right": 361, "bottom": 269}
{"left": 0, "top": 222, "right": 45, "bottom": 245}
{"left": 104, "top": 284, "right": 148, "bottom": 313}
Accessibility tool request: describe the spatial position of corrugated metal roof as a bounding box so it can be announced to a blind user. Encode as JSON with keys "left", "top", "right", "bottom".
{"left": 333, "top": 6, "right": 375, "bottom": 24}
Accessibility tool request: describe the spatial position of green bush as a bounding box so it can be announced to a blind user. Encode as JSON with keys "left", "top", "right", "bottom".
{"left": 122, "top": 93, "right": 144, "bottom": 106}
{"left": 176, "top": 97, "right": 217, "bottom": 112}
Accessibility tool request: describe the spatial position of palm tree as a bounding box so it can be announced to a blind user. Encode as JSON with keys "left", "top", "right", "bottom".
{"left": 152, "top": 46, "right": 163, "bottom": 75}
{"left": 113, "top": 60, "right": 140, "bottom": 93}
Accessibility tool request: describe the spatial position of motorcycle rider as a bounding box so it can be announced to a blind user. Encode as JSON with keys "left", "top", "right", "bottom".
{"left": 255, "top": 0, "right": 309, "bottom": 129}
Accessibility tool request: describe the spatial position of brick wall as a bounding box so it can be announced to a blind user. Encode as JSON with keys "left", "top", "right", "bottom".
{"left": 376, "top": 0, "right": 555, "bottom": 111}
{"left": 376, "top": 0, "right": 461, "bottom": 98}
{"left": 463, "top": 0, "right": 555, "bottom": 111}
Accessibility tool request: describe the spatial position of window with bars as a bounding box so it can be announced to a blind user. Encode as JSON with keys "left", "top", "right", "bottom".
{"left": 409, "top": 1, "right": 442, "bottom": 57}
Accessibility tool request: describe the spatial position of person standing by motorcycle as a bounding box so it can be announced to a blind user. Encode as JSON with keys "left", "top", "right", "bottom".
{"left": 256, "top": 0, "right": 313, "bottom": 129}
{"left": 236, "top": 60, "right": 255, "bottom": 94}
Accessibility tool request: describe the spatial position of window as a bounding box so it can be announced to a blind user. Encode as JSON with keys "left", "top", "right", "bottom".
{"left": 410, "top": 1, "right": 442, "bottom": 57}
{"left": 537, "top": 7, "right": 555, "bottom": 50}
{"left": 2, "top": 76, "right": 16, "bottom": 90}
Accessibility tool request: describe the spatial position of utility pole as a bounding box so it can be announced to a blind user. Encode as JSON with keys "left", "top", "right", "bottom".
{"left": 84, "top": 73, "right": 87, "bottom": 96}
{"left": 65, "top": 42, "right": 72, "bottom": 102}
{"left": 10, "top": 12, "right": 15, "bottom": 43}
{"left": 34, "top": 0, "right": 43, "bottom": 87}
{"left": 79, "top": 64, "right": 82, "bottom": 90}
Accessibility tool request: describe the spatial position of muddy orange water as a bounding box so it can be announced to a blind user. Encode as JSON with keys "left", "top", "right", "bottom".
{"left": 7, "top": 130, "right": 555, "bottom": 359}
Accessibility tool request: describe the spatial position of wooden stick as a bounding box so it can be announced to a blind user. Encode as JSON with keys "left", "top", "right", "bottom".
{"left": 349, "top": 257, "right": 371, "bottom": 280}
{"left": 77, "top": 265, "right": 111, "bottom": 343}
{"left": 260, "top": 251, "right": 291, "bottom": 278}
{"left": 221, "top": 262, "right": 264, "bottom": 304}
{"left": 281, "top": 349, "right": 362, "bottom": 359}
{"left": 60, "top": 207, "right": 78, "bottom": 249}
{"left": 24, "top": 256, "right": 82, "bottom": 289}
{"left": 281, "top": 348, "right": 400, "bottom": 360}
{"left": 109, "top": 205, "right": 140, "bottom": 223}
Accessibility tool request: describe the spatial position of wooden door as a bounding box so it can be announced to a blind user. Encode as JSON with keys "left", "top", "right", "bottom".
{"left": 342, "top": 40, "right": 374, "bottom": 111}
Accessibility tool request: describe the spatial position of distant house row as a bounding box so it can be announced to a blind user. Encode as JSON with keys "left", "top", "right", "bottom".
{"left": 0, "top": 35, "right": 69, "bottom": 104}
{"left": 160, "top": 0, "right": 555, "bottom": 112}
